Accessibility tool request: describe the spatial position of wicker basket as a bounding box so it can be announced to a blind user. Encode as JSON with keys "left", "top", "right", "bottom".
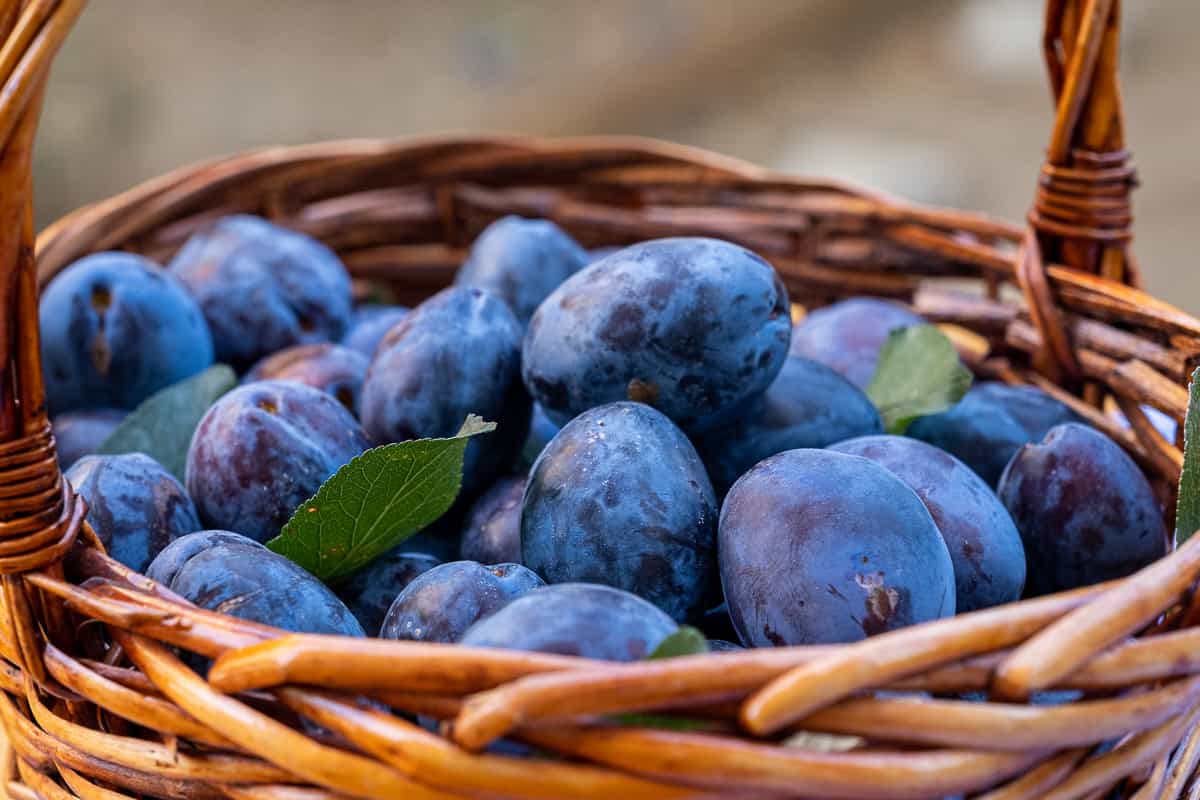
{"left": 3, "top": 1, "right": 1200, "bottom": 798}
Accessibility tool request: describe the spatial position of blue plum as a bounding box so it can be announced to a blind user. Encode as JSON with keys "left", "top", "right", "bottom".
{"left": 460, "top": 583, "right": 678, "bottom": 661}
{"left": 243, "top": 343, "right": 369, "bottom": 413}
{"left": 455, "top": 216, "right": 588, "bottom": 324}
{"left": 828, "top": 435, "right": 1026, "bottom": 612}
{"left": 789, "top": 297, "right": 922, "bottom": 388}
{"left": 66, "top": 453, "right": 201, "bottom": 572}
{"left": 522, "top": 402, "right": 717, "bottom": 621}
{"left": 908, "top": 382, "right": 1082, "bottom": 487}
{"left": 52, "top": 409, "right": 126, "bottom": 469}
{"left": 997, "top": 423, "right": 1168, "bottom": 596}
{"left": 336, "top": 550, "right": 441, "bottom": 634}
{"left": 522, "top": 237, "right": 792, "bottom": 433}
{"left": 460, "top": 475, "right": 526, "bottom": 565}
{"left": 146, "top": 529, "right": 263, "bottom": 587}
{"left": 342, "top": 304, "right": 409, "bottom": 358}
{"left": 720, "top": 449, "right": 955, "bottom": 646}
{"left": 380, "top": 561, "right": 543, "bottom": 642}
{"left": 517, "top": 402, "right": 562, "bottom": 469}
{"left": 695, "top": 355, "right": 882, "bottom": 495}
{"left": 39, "top": 252, "right": 214, "bottom": 414}
{"left": 186, "top": 380, "right": 370, "bottom": 542}
{"left": 360, "top": 286, "right": 530, "bottom": 494}
{"left": 707, "top": 639, "right": 743, "bottom": 653}
{"left": 169, "top": 215, "right": 352, "bottom": 370}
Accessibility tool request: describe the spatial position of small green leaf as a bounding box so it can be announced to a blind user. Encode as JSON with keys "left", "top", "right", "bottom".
{"left": 648, "top": 626, "right": 709, "bottom": 659}
{"left": 1175, "top": 367, "right": 1200, "bottom": 547}
{"left": 96, "top": 365, "right": 237, "bottom": 482}
{"left": 866, "top": 324, "right": 972, "bottom": 434}
{"left": 611, "top": 712, "right": 720, "bottom": 732}
{"left": 266, "top": 415, "right": 497, "bottom": 582}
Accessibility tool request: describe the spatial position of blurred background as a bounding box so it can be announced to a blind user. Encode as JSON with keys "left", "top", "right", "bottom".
{"left": 34, "top": 0, "right": 1200, "bottom": 311}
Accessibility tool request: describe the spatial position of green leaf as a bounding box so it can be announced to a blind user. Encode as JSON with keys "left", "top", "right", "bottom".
{"left": 611, "top": 712, "right": 720, "bottom": 732}
{"left": 647, "top": 626, "right": 709, "bottom": 659}
{"left": 866, "top": 324, "right": 973, "bottom": 434}
{"left": 266, "top": 415, "right": 497, "bottom": 582}
{"left": 1175, "top": 367, "right": 1200, "bottom": 547}
{"left": 95, "top": 365, "right": 237, "bottom": 482}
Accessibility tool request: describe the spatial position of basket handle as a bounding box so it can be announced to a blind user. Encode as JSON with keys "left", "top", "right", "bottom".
{"left": 1018, "top": 0, "right": 1136, "bottom": 385}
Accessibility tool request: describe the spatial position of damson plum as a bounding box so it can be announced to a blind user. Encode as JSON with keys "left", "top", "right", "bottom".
{"left": 461, "top": 583, "right": 677, "bottom": 660}
{"left": 522, "top": 402, "right": 717, "bottom": 621}
{"left": 518, "top": 402, "right": 562, "bottom": 469}
{"left": 66, "top": 453, "right": 202, "bottom": 572}
{"left": 360, "top": 287, "right": 530, "bottom": 494}
{"left": 997, "top": 423, "right": 1168, "bottom": 595}
{"left": 829, "top": 435, "right": 1025, "bottom": 612}
{"left": 789, "top": 297, "right": 922, "bottom": 389}
{"left": 454, "top": 216, "right": 588, "bottom": 324}
{"left": 186, "top": 380, "right": 370, "bottom": 542}
{"left": 336, "top": 551, "right": 441, "bottom": 634}
{"left": 147, "top": 532, "right": 363, "bottom": 637}
{"left": 342, "top": 304, "right": 409, "bottom": 358}
{"left": 145, "top": 529, "right": 263, "bottom": 587}
{"left": 908, "top": 382, "right": 1083, "bottom": 488}
{"left": 720, "top": 449, "right": 955, "bottom": 647}
{"left": 39, "top": 253, "right": 214, "bottom": 414}
{"left": 169, "top": 215, "right": 352, "bottom": 370}
{"left": 52, "top": 409, "right": 126, "bottom": 468}
{"left": 243, "top": 343, "right": 368, "bottom": 413}
{"left": 380, "top": 561, "right": 543, "bottom": 642}
{"left": 522, "top": 237, "right": 791, "bottom": 433}
{"left": 695, "top": 355, "right": 882, "bottom": 495}
{"left": 460, "top": 475, "right": 526, "bottom": 564}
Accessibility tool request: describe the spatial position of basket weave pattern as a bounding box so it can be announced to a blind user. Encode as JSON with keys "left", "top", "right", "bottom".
{"left": 3, "top": 1, "right": 1200, "bottom": 798}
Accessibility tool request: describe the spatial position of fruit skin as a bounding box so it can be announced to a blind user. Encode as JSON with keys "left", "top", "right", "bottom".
{"left": 996, "top": 422, "right": 1168, "bottom": 596}
{"left": 52, "top": 409, "right": 126, "bottom": 469}
{"left": 517, "top": 402, "right": 562, "bottom": 469}
{"left": 828, "top": 435, "right": 1026, "bottom": 612}
{"left": 185, "top": 380, "right": 370, "bottom": 543}
{"left": 146, "top": 529, "right": 263, "bottom": 587}
{"left": 360, "top": 286, "right": 530, "bottom": 495}
{"left": 695, "top": 355, "right": 883, "bottom": 495}
{"left": 243, "top": 343, "right": 369, "bottom": 414}
{"left": 908, "top": 382, "right": 1082, "bottom": 487}
{"left": 66, "top": 453, "right": 202, "bottom": 573}
{"left": 342, "top": 304, "right": 409, "bottom": 359}
{"left": 169, "top": 215, "right": 352, "bottom": 370}
{"left": 39, "top": 252, "right": 214, "bottom": 414}
{"left": 719, "top": 449, "right": 955, "bottom": 647}
{"left": 460, "top": 475, "right": 526, "bottom": 565}
{"left": 455, "top": 216, "right": 588, "bottom": 325}
{"left": 460, "top": 582, "right": 678, "bottom": 661}
{"left": 380, "top": 561, "right": 544, "bottom": 642}
{"left": 148, "top": 532, "right": 364, "bottom": 637}
{"left": 789, "top": 297, "right": 922, "bottom": 389}
{"left": 522, "top": 402, "right": 718, "bottom": 622}
{"left": 707, "top": 639, "right": 743, "bottom": 653}
{"left": 522, "top": 237, "right": 792, "bottom": 433}
{"left": 336, "top": 550, "right": 441, "bottom": 635}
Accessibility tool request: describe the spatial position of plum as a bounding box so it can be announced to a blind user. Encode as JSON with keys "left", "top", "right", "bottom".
{"left": 146, "top": 529, "right": 263, "bottom": 587}
{"left": 460, "top": 582, "right": 678, "bottom": 660}
{"left": 336, "top": 550, "right": 441, "bottom": 634}
{"left": 186, "top": 380, "right": 370, "bottom": 542}
{"left": 66, "top": 453, "right": 202, "bottom": 572}
{"left": 360, "top": 286, "right": 530, "bottom": 495}
{"left": 39, "top": 252, "right": 214, "bottom": 414}
{"left": 517, "top": 402, "right": 562, "bottom": 469}
{"left": 243, "top": 343, "right": 368, "bottom": 413}
{"left": 380, "top": 561, "right": 543, "bottom": 642}
{"left": 460, "top": 475, "right": 526, "bottom": 565}
{"left": 997, "top": 423, "right": 1168, "bottom": 595}
{"left": 522, "top": 237, "right": 791, "bottom": 433}
{"left": 342, "top": 304, "right": 409, "bottom": 358}
{"left": 455, "top": 216, "right": 588, "bottom": 324}
{"left": 720, "top": 449, "right": 955, "bottom": 646}
{"left": 788, "top": 297, "right": 921, "bottom": 389}
{"left": 695, "top": 355, "right": 882, "bottom": 495}
{"left": 522, "top": 402, "right": 717, "bottom": 621}
{"left": 829, "top": 435, "right": 1026, "bottom": 612}
{"left": 169, "top": 215, "right": 352, "bottom": 370}
{"left": 52, "top": 409, "right": 126, "bottom": 469}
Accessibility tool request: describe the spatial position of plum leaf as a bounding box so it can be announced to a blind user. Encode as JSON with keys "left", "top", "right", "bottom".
{"left": 1175, "top": 367, "right": 1200, "bottom": 547}
{"left": 267, "top": 415, "right": 496, "bottom": 582}
{"left": 648, "top": 626, "right": 709, "bottom": 659}
{"left": 96, "top": 364, "right": 237, "bottom": 482}
{"left": 866, "top": 324, "right": 972, "bottom": 434}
